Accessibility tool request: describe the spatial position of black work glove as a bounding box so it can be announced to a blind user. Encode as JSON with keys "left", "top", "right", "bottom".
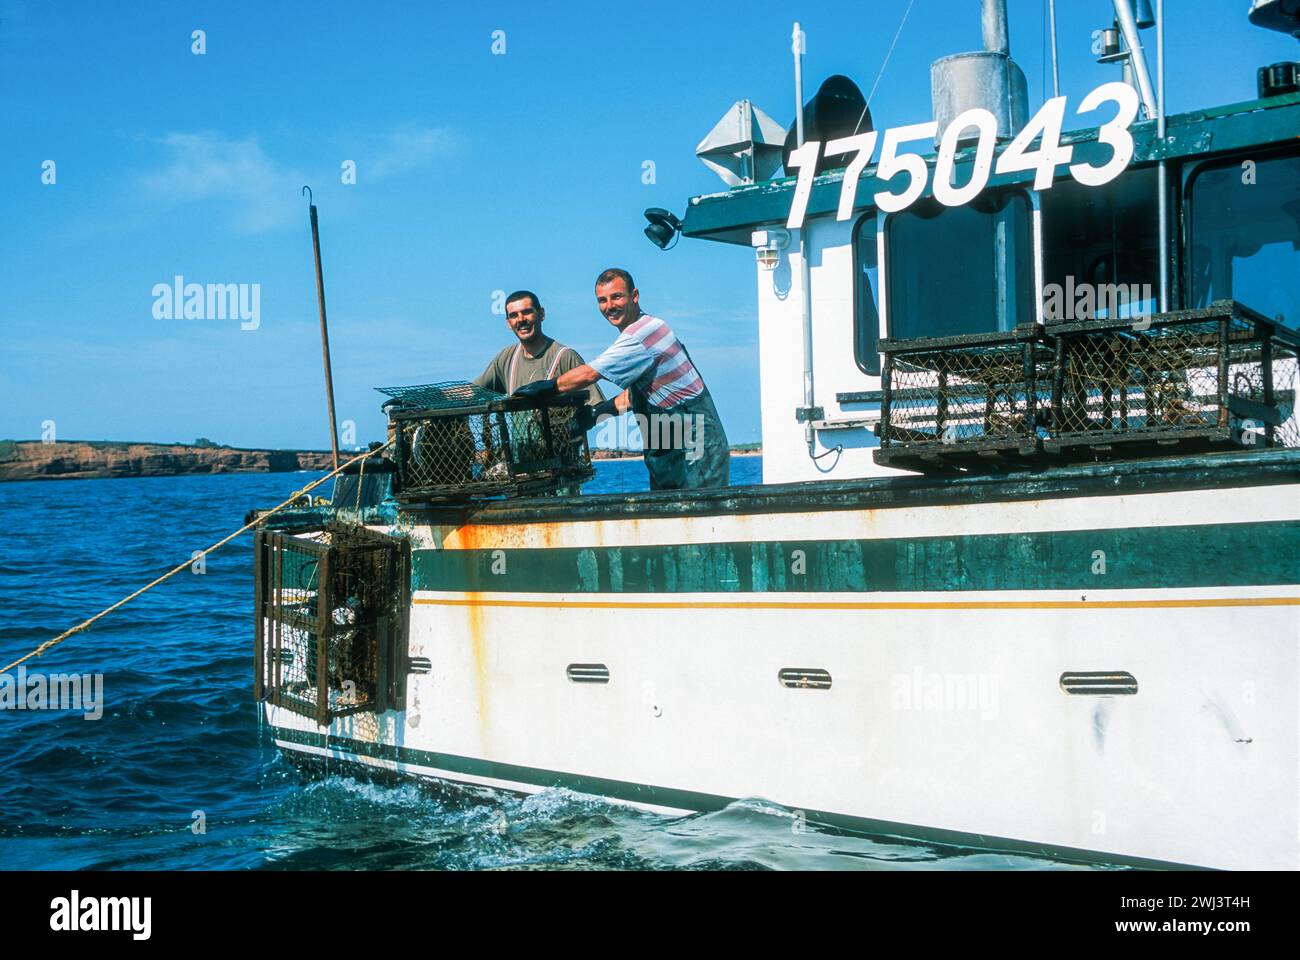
{"left": 512, "top": 378, "right": 558, "bottom": 400}
{"left": 576, "top": 397, "right": 619, "bottom": 431}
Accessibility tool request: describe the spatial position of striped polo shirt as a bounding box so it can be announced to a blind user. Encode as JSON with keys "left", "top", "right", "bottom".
{"left": 588, "top": 313, "right": 705, "bottom": 408}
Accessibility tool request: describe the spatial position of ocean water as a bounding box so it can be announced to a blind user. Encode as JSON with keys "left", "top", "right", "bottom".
{"left": 0, "top": 459, "right": 1108, "bottom": 870}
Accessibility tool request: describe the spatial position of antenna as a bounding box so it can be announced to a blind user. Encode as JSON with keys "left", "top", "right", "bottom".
{"left": 1048, "top": 0, "right": 1061, "bottom": 97}
{"left": 1156, "top": 0, "right": 1169, "bottom": 312}
{"left": 790, "top": 21, "right": 816, "bottom": 459}
{"left": 1098, "top": 0, "right": 1157, "bottom": 118}
{"left": 792, "top": 22, "right": 805, "bottom": 146}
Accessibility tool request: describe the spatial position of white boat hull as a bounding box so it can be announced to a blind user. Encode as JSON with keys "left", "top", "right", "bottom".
{"left": 264, "top": 466, "right": 1300, "bottom": 869}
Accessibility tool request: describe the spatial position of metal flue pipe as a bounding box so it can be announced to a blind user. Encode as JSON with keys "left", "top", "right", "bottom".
{"left": 981, "top": 0, "right": 1010, "bottom": 55}
{"left": 303, "top": 186, "right": 340, "bottom": 471}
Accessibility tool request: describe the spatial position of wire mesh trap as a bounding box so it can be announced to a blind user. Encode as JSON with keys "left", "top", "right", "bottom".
{"left": 254, "top": 522, "right": 410, "bottom": 726}
{"left": 875, "top": 325, "right": 1054, "bottom": 472}
{"left": 1045, "top": 302, "right": 1300, "bottom": 457}
{"left": 873, "top": 304, "right": 1299, "bottom": 473}
{"left": 378, "top": 381, "right": 594, "bottom": 502}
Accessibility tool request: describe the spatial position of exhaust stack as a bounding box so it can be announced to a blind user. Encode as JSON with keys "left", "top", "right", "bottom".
{"left": 931, "top": 0, "right": 1028, "bottom": 144}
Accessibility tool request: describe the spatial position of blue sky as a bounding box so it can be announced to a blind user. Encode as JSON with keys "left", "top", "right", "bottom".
{"left": 2, "top": 0, "right": 1294, "bottom": 449}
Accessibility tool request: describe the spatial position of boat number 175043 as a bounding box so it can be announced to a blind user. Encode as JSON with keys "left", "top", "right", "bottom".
{"left": 786, "top": 80, "right": 1141, "bottom": 229}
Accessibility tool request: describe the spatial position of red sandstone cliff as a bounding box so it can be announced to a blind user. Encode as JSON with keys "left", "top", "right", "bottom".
{"left": 0, "top": 440, "right": 337, "bottom": 482}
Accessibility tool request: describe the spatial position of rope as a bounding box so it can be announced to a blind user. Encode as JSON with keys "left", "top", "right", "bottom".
{"left": 854, "top": 0, "right": 918, "bottom": 134}
{"left": 0, "top": 439, "right": 393, "bottom": 674}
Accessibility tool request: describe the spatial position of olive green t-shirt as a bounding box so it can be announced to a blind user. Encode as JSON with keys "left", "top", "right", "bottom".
{"left": 473, "top": 337, "right": 604, "bottom": 406}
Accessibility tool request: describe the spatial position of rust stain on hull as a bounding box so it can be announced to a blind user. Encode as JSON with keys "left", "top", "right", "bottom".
{"left": 463, "top": 589, "right": 491, "bottom": 751}
{"left": 444, "top": 518, "right": 550, "bottom": 551}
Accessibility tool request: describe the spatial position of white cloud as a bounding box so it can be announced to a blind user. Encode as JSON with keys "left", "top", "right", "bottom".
{"left": 365, "top": 125, "right": 460, "bottom": 180}
{"left": 131, "top": 126, "right": 460, "bottom": 232}
{"left": 135, "top": 132, "right": 305, "bottom": 233}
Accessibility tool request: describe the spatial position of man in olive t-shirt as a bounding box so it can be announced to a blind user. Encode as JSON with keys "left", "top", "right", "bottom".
{"left": 473, "top": 290, "right": 603, "bottom": 406}
{"left": 472, "top": 290, "right": 602, "bottom": 496}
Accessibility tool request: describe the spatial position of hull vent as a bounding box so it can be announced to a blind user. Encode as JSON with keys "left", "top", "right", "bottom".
{"left": 1060, "top": 671, "right": 1138, "bottom": 696}
{"left": 567, "top": 664, "right": 611, "bottom": 684}
{"left": 779, "top": 668, "right": 832, "bottom": 690}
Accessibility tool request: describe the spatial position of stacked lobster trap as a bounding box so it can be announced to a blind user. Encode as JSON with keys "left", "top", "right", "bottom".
{"left": 875, "top": 302, "right": 1299, "bottom": 473}
{"left": 875, "top": 324, "right": 1055, "bottom": 473}
{"left": 377, "top": 382, "right": 594, "bottom": 502}
{"left": 1045, "top": 303, "right": 1299, "bottom": 456}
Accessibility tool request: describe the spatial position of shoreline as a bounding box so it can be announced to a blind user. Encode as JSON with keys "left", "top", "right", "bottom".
{"left": 0, "top": 439, "right": 336, "bottom": 483}
{"left": 1, "top": 439, "right": 763, "bottom": 481}
{"left": 592, "top": 449, "right": 762, "bottom": 460}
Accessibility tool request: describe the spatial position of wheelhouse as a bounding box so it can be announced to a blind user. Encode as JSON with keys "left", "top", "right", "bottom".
{"left": 680, "top": 91, "right": 1300, "bottom": 483}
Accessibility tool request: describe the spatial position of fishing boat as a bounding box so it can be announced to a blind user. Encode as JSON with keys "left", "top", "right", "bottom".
{"left": 251, "top": 0, "right": 1300, "bottom": 869}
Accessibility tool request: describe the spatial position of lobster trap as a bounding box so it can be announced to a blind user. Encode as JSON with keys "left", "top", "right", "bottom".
{"left": 253, "top": 522, "right": 410, "bottom": 727}
{"left": 378, "top": 381, "right": 594, "bottom": 502}
{"left": 875, "top": 324, "right": 1054, "bottom": 473}
{"left": 1045, "top": 302, "right": 1300, "bottom": 457}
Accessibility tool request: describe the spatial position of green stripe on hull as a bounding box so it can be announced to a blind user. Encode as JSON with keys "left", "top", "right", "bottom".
{"left": 271, "top": 725, "right": 1199, "bottom": 869}
{"left": 412, "top": 521, "right": 1300, "bottom": 594}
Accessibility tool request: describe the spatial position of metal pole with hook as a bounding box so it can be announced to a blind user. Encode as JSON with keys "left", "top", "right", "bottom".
{"left": 304, "top": 185, "right": 340, "bottom": 471}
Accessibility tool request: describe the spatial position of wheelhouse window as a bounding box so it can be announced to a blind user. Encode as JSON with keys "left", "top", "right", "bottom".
{"left": 1187, "top": 151, "right": 1300, "bottom": 327}
{"left": 884, "top": 191, "right": 1033, "bottom": 340}
{"left": 853, "top": 214, "right": 880, "bottom": 375}
{"left": 1041, "top": 167, "right": 1158, "bottom": 321}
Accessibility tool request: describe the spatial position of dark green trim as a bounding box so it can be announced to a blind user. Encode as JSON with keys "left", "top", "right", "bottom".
{"left": 272, "top": 726, "right": 1198, "bottom": 869}
{"left": 412, "top": 521, "right": 1299, "bottom": 594}
{"left": 275, "top": 724, "right": 733, "bottom": 814}
{"left": 681, "top": 95, "right": 1300, "bottom": 243}
{"left": 401, "top": 448, "right": 1300, "bottom": 527}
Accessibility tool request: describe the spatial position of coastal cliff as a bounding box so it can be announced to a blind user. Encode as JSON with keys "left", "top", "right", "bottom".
{"left": 0, "top": 440, "right": 336, "bottom": 482}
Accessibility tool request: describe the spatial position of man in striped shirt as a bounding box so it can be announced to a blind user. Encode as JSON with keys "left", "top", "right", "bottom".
{"left": 513, "top": 268, "right": 730, "bottom": 490}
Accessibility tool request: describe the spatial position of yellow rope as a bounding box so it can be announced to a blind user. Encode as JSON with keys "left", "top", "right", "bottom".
{"left": 1, "top": 439, "right": 393, "bottom": 674}
{"left": 355, "top": 449, "right": 366, "bottom": 511}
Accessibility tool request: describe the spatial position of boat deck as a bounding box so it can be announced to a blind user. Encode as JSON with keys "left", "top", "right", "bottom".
{"left": 403, "top": 447, "right": 1300, "bottom": 525}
